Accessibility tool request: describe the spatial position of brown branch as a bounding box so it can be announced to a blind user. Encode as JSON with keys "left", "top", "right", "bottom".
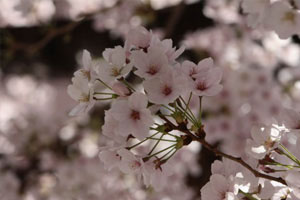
{"left": 9, "top": 21, "right": 80, "bottom": 57}
{"left": 164, "top": 2, "right": 185, "bottom": 39}
{"left": 6, "top": 0, "right": 123, "bottom": 57}
{"left": 158, "top": 114, "right": 287, "bottom": 186}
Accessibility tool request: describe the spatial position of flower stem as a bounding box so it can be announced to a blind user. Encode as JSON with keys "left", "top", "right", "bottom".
{"left": 279, "top": 144, "right": 300, "bottom": 166}
{"left": 149, "top": 138, "right": 177, "bottom": 142}
{"left": 159, "top": 148, "right": 176, "bottom": 160}
{"left": 185, "top": 92, "right": 192, "bottom": 111}
{"left": 150, "top": 126, "right": 177, "bottom": 138}
{"left": 161, "top": 105, "right": 176, "bottom": 113}
{"left": 179, "top": 96, "right": 198, "bottom": 125}
{"left": 94, "top": 92, "right": 116, "bottom": 95}
{"left": 175, "top": 100, "right": 198, "bottom": 125}
{"left": 127, "top": 132, "right": 159, "bottom": 150}
{"left": 239, "top": 190, "right": 258, "bottom": 200}
{"left": 148, "top": 133, "right": 165, "bottom": 155}
{"left": 198, "top": 96, "right": 203, "bottom": 125}
{"left": 161, "top": 148, "right": 178, "bottom": 162}
{"left": 93, "top": 97, "right": 114, "bottom": 100}
{"left": 145, "top": 144, "right": 176, "bottom": 160}
{"left": 121, "top": 79, "right": 136, "bottom": 92}
{"left": 96, "top": 79, "right": 112, "bottom": 90}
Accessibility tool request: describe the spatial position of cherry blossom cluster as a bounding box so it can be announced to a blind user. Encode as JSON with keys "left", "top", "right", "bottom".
{"left": 67, "top": 24, "right": 300, "bottom": 198}
{"left": 0, "top": 73, "right": 198, "bottom": 200}
{"left": 242, "top": 0, "right": 300, "bottom": 39}
{"left": 181, "top": 2, "right": 300, "bottom": 198}
{"left": 201, "top": 118, "right": 300, "bottom": 200}
{"left": 67, "top": 26, "right": 223, "bottom": 190}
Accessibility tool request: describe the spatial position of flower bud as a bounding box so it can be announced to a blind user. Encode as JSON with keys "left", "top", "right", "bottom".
{"left": 112, "top": 82, "right": 131, "bottom": 97}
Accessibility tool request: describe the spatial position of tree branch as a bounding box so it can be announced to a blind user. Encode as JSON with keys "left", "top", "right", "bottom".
{"left": 158, "top": 114, "right": 287, "bottom": 186}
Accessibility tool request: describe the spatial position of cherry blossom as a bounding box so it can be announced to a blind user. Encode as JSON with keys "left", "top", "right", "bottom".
{"left": 109, "top": 92, "right": 154, "bottom": 140}
{"left": 99, "top": 146, "right": 122, "bottom": 171}
{"left": 285, "top": 170, "right": 300, "bottom": 199}
{"left": 102, "top": 110, "right": 127, "bottom": 144}
{"left": 181, "top": 58, "right": 213, "bottom": 83}
{"left": 180, "top": 58, "right": 223, "bottom": 97}
{"left": 143, "top": 68, "right": 185, "bottom": 105}
{"left": 150, "top": 37, "right": 185, "bottom": 64}
{"left": 131, "top": 45, "right": 169, "bottom": 80}
{"left": 241, "top": 0, "right": 270, "bottom": 28}
{"left": 61, "top": 24, "right": 300, "bottom": 199}
{"left": 201, "top": 174, "right": 239, "bottom": 200}
{"left": 97, "top": 46, "right": 132, "bottom": 85}
{"left": 67, "top": 73, "right": 95, "bottom": 116}
{"left": 191, "top": 67, "right": 223, "bottom": 97}
{"left": 67, "top": 49, "right": 98, "bottom": 116}
{"left": 117, "top": 148, "right": 149, "bottom": 183}
{"left": 245, "top": 125, "right": 282, "bottom": 159}
{"left": 278, "top": 108, "right": 300, "bottom": 131}
{"left": 125, "top": 26, "right": 153, "bottom": 50}
{"left": 111, "top": 82, "right": 131, "bottom": 97}
{"left": 76, "top": 49, "right": 98, "bottom": 81}
{"left": 144, "top": 159, "right": 173, "bottom": 191}
{"left": 264, "top": 1, "right": 300, "bottom": 39}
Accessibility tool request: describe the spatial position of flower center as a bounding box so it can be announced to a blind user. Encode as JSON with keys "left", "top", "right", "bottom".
{"left": 130, "top": 110, "right": 140, "bottom": 120}
{"left": 264, "top": 138, "right": 275, "bottom": 149}
{"left": 197, "top": 82, "right": 207, "bottom": 91}
{"left": 282, "top": 11, "right": 296, "bottom": 24}
{"left": 79, "top": 94, "right": 90, "bottom": 102}
{"left": 162, "top": 85, "right": 172, "bottom": 96}
{"left": 80, "top": 69, "right": 91, "bottom": 80}
{"left": 130, "top": 160, "right": 141, "bottom": 170}
{"left": 146, "top": 66, "right": 158, "bottom": 75}
{"left": 111, "top": 67, "right": 121, "bottom": 77}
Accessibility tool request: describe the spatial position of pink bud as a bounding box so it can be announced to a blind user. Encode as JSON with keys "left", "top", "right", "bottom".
{"left": 112, "top": 82, "right": 130, "bottom": 97}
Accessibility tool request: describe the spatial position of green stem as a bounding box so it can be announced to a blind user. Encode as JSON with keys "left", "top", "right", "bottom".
{"left": 94, "top": 92, "right": 116, "bottom": 95}
{"left": 161, "top": 105, "right": 175, "bottom": 113}
{"left": 279, "top": 144, "right": 300, "bottom": 166}
{"left": 159, "top": 148, "right": 176, "bottom": 160}
{"left": 150, "top": 127, "right": 177, "bottom": 138}
{"left": 199, "top": 96, "right": 203, "bottom": 125}
{"left": 96, "top": 79, "right": 113, "bottom": 90}
{"left": 162, "top": 148, "right": 178, "bottom": 162}
{"left": 93, "top": 97, "right": 114, "bottom": 101}
{"left": 179, "top": 96, "right": 198, "bottom": 124}
{"left": 176, "top": 106, "right": 195, "bottom": 124}
{"left": 121, "top": 79, "right": 136, "bottom": 92}
{"left": 175, "top": 101, "right": 198, "bottom": 125}
{"left": 185, "top": 92, "right": 192, "bottom": 111}
{"left": 148, "top": 133, "right": 165, "bottom": 155}
{"left": 239, "top": 190, "right": 258, "bottom": 200}
{"left": 149, "top": 138, "right": 177, "bottom": 142}
{"left": 127, "top": 132, "right": 159, "bottom": 150}
{"left": 145, "top": 144, "right": 176, "bottom": 160}
{"left": 265, "top": 161, "right": 300, "bottom": 169}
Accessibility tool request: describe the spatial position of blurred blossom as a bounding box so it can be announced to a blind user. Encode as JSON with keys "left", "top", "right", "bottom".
{"left": 204, "top": 0, "right": 240, "bottom": 24}
{"left": 55, "top": 0, "right": 118, "bottom": 20}
{"left": 3, "top": 0, "right": 300, "bottom": 199}
{"left": 93, "top": 0, "right": 142, "bottom": 37}
{"left": 0, "top": 0, "right": 55, "bottom": 27}
{"left": 145, "top": 0, "right": 182, "bottom": 10}
{"left": 0, "top": 69, "right": 196, "bottom": 199}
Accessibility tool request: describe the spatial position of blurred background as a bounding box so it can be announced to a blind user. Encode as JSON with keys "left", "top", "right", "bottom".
{"left": 1, "top": 0, "right": 300, "bottom": 199}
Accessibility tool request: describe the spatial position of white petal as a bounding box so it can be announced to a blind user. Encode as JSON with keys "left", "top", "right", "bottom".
{"left": 129, "top": 93, "right": 148, "bottom": 110}
{"left": 82, "top": 49, "right": 91, "bottom": 70}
